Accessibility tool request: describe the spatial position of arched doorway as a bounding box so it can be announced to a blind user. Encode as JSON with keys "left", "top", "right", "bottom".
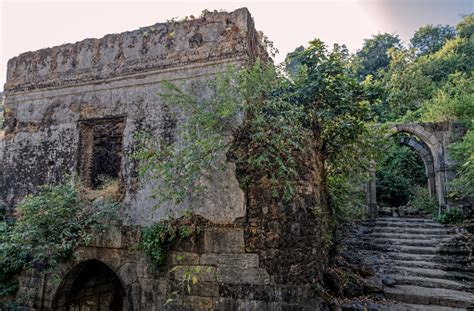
{"left": 366, "top": 123, "right": 449, "bottom": 217}
{"left": 53, "top": 260, "right": 126, "bottom": 311}
{"left": 398, "top": 135, "right": 436, "bottom": 198}
{"left": 389, "top": 124, "right": 447, "bottom": 208}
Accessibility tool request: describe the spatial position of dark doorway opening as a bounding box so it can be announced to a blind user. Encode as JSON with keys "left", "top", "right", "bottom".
{"left": 53, "top": 260, "right": 125, "bottom": 311}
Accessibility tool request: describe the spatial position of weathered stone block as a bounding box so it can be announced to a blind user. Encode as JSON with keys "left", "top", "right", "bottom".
{"left": 167, "top": 252, "right": 200, "bottom": 265}
{"left": 171, "top": 265, "right": 217, "bottom": 283}
{"left": 216, "top": 267, "right": 271, "bottom": 285}
{"left": 180, "top": 296, "right": 214, "bottom": 310}
{"left": 200, "top": 253, "right": 259, "bottom": 268}
{"left": 203, "top": 227, "right": 245, "bottom": 253}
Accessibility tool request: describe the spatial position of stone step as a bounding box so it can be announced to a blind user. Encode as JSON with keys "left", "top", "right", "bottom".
{"left": 385, "top": 245, "right": 439, "bottom": 255}
{"left": 371, "top": 233, "right": 453, "bottom": 240}
{"left": 372, "top": 227, "right": 453, "bottom": 235}
{"left": 388, "top": 252, "right": 436, "bottom": 262}
{"left": 388, "top": 274, "right": 472, "bottom": 291}
{"left": 384, "top": 303, "right": 468, "bottom": 311}
{"left": 387, "top": 253, "right": 473, "bottom": 270}
{"left": 395, "top": 266, "right": 448, "bottom": 279}
{"left": 392, "top": 259, "right": 443, "bottom": 270}
{"left": 375, "top": 221, "right": 446, "bottom": 229}
{"left": 384, "top": 285, "right": 474, "bottom": 308}
{"left": 377, "top": 217, "right": 437, "bottom": 223}
{"left": 373, "top": 238, "right": 446, "bottom": 247}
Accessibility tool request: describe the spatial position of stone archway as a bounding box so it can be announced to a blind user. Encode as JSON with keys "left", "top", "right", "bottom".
{"left": 389, "top": 124, "right": 447, "bottom": 209}
{"left": 52, "top": 260, "right": 127, "bottom": 311}
{"left": 366, "top": 122, "right": 457, "bottom": 217}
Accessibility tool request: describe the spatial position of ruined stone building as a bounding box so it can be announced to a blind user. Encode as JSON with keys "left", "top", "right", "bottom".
{"left": 0, "top": 9, "right": 332, "bottom": 310}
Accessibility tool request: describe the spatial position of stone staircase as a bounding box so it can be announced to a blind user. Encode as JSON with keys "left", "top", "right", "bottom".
{"left": 366, "top": 217, "right": 474, "bottom": 310}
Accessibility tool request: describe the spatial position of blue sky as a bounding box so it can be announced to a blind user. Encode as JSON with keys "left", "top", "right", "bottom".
{"left": 0, "top": 0, "right": 472, "bottom": 91}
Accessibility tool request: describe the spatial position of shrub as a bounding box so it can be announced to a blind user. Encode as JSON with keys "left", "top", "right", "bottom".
{"left": 138, "top": 213, "right": 203, "bottom": 268}
{"left": 407, "top": 186, "right": 438, "bottom": 216}
{"left": 437, "top": 208, "right": 463, "bottom": 224}
{"left": 0, "top": 181, "right": 118, "bottom": 298}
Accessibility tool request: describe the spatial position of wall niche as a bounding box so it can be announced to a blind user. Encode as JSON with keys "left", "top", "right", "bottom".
{"left": 78, "top": 116, "right": 125, "bottom": 189}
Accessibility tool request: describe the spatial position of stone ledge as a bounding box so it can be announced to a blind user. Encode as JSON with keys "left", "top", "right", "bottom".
{"left": 200, "top": 253, "right": 259, "bottom": 268}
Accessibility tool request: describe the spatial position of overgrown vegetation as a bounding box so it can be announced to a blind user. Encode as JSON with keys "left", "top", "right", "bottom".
{"left": 376, "top": 138, "right": 426, "bottom": 207}
{"left": 133, "top": 68, "right": 243, "bottom": 206}
{"left": 437, "top": 208, "right": 464, "bottom": 224}
{"left": 357, "top": 15, "right": 474, "bottom": 206}
{"left": 137, "top": 213, "right": 204, "bottom": 268}
{"left": 407, "top": 186, "right": 439, "bottom": 217}
{"left": 134, "top": 14, "right": 473, "bottom": 227}
{"left": 136, "top": 40, "right": 372, "bottom": 213}
{"left": 0, "top": 181, "right": 118, "bottom": 299}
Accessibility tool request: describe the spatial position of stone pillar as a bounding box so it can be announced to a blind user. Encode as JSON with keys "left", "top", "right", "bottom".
{"left": 427, "top": 172, "right": 436, "bottom": 198}
{"left": 435, "top": 168, "right": 447, "bottom": 212}
{"left": 365, "top": 163, "right": 377, "bottom": 218}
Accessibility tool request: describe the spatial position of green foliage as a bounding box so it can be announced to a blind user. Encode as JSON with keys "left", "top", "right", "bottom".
{"left": 235, "top": 60, "right": 307, "bottom": 201}
{"left": 134, "top": 67, "right": 242, "bottom": 206}
{"left": 138, "top": 214, "right": 202, "bottom": 268}
{"left": 410, "top": 24, "right": 456, "bottom": 56}
{"left": 380, "top": 49, "right": 434, "bottom": 122}
{"left": 0, "top": 182, "right": 117, "bottom": 297}
{"left": 448, "top": 129, "right": 474, "bottom": 200}
{"left": 456, "top": 13, "right": 474, "bottom": 39}
{"left": 437, "top": 208, "right": 463, "bottom": 224}
{"left": 352, "top": 33, "right": 402, "bottom": 79}
{"left": 363, "top": 15, "right": 473, "bottom": 204}
{"left": 137, "top": 39, "right": 372, "bottom": 208}
{"left": 407, "top": 186, "right": 438, "bottom": 216}
{"left": 376, "top": 137, "right": 427, "bottom": 207}
{"left": 326, "top": 125, "right": 385, "bottom": 220}
{"left": 417, "top": 72, "right": 474, "bottom": 123}
{"left": 290, "top": 40, "right": 372, "bottom": 161}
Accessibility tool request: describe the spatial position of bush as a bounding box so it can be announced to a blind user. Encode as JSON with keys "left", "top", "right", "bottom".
{"left": 0, "top": 181, "right": 118, "bottom": 298}
{"left": 407, "top": 186, "right": 438, "bottom": 216}
{"left": 437, "top": 208, "right": 463, "bottom": 224}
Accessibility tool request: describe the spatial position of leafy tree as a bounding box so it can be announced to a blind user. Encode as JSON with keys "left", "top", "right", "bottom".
{"left": 352, "top": 33, "right": 403, "bottom": 80}
{"left": 379, "top": 49, "right": 434, "bottom": 122}
{"left": 373, "top": 15, "right": 473, "bottom": 122}
{"left": 285, "top": 40, "right": 376, "bottom": 217}
{"left": 410, "top": 24, "right": 455, "bottom": 56}
{"left": 288, "top": 40, "right": 372, "bottom": 161}
{"left": 136, "top": 40, "right": 372, "bottom": 216}
{"left": 456, "top": 13, "right": 474, "bottom": 39}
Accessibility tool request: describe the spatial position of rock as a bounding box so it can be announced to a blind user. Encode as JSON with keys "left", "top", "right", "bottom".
{"left": 382, "top": 275, "right": 397, "bottom": 287}
{"left": 364, "top": 276, "right": 383, "bottom": 293}
{"left": 358, "top": 263, "right": 375, "bottom": 277}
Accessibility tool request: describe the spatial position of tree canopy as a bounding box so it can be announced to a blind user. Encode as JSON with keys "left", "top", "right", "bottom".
{"left": 410, "top": 24, "right": 456, "bottom": 56}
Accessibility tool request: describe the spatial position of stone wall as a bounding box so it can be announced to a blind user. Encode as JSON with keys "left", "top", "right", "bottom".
{"left": 0, "top": 8, "right": 263, "bottom": 224}
{"left": 2, "top": 8, "right": 332, "bottom": 310}
{"left": 17, "top": 223, "right": 329, "bottom": 310}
